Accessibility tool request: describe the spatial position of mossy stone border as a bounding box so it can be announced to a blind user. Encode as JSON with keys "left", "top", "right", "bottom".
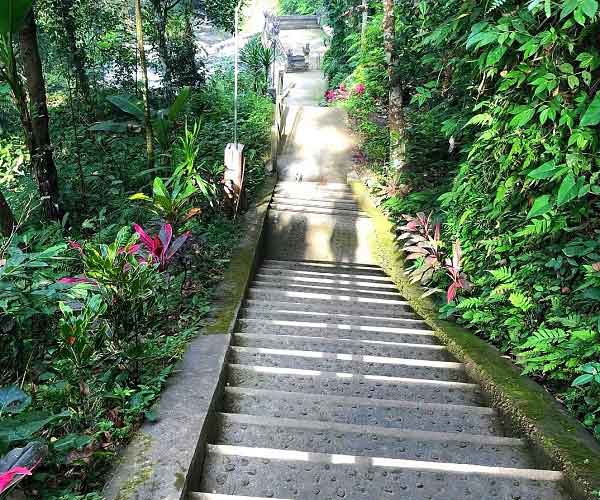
{"left": 350, "top": 180, "right": 600, "bottom": 500}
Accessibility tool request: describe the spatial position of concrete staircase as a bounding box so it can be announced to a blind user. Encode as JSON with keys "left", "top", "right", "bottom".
{"left": 190, "top": 259, "right": 567, "bottom": 499}
{"left": 274, "top": 15, "right": 320, "bottom": 30}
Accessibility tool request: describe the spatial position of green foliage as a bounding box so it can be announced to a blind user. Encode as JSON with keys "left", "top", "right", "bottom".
{"left": 240, "top": 36, "right": 275, "bottom": 94}
{"left": 130, "top": 176, "right": 199, "bottom": 227}
{"left": 279, "top": 0, "right": 323, "bottom": 15}
{"left": 324, "top": 0, "right": 600, "bottom": 442}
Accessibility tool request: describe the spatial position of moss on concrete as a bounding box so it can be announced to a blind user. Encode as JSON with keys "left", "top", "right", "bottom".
{"left": 350, "top": 180, "right": 600, "bottom": 500}
{"left": 204, "top": 175, "right": 277, "bottom": 336}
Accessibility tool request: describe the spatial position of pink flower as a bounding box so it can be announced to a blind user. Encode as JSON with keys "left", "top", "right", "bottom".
{"left": 354, "top": 83, "right": 365, "bottom": 95}
{"left": 0, "top": 467, "right": 33, "bottom": 494}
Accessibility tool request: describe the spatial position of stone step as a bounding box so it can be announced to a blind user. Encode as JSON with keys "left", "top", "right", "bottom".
{"left": 271, "top": 195, "right": 360, "bottom": 210}
{"left": 236, "top": 319, "right": 435, "bottom": 343}
{"left": 243, "top": 298, "right": 415, "bottom": 317}
{"left": 250, "top": 281, "right": 404, "bottom": 300}
{"left": 190, "top": 494, "right": 287, "bottom": 500}
{"left": 273, "top": 187, "right": 355, "bottom": 199}
{"left": 269, "top": 203, "right": 369, "bottom": 218}
{"left": 223, "top": 387, "right": 503, "bottom": 435}
{"left": 247, "top": 288, "right": 410, "bottom": 307}
{"left": 254, "top": 272, "right": 398, "bottom": 290}
{"left": 200, "top": 445, "right": 564, "bottom": 499}
{"left": 258, "top": 264, "right": 391, "bottom": 280}
{"left": 240, "top": 309, "right": 421, "bottom": 327}
{"left": 271, "top": 195, "right": 359, "bottom": 210}
{"left": 275, "top": 181, "right": 352, "bottom": 192}
{"left": 229, "top": 347, "right": 466, "bottom": 382}
{"left": 227, "top": 365, "right": 483, "bottom": 405}
{"left": 187, "top": 491, "right": 289, "bottom": 500}
{"left": 263, "top": 259, "right": 382, "bottom": 272}
{"left": 273, "top": 191, "right": 357, "bottom": 204}
{"left": 236, "top": 321, "right": 438, "bottom": 345}
{"left": 231, "top": 333, "right": 453, "bottom": 361}
{"left": 215, "top": 413, "right": 532, "bottom": 468}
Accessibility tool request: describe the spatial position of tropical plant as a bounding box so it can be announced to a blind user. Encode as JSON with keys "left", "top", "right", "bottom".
{"left": 0, "top": 442, "right": 46, "bottom": 496}
{"left": 89, "top": 87, "right": 192, "bottom": 152}
{"left": 130, "top": 176, "right": 200, "bottom": 227}
{"left": 133, "top": 223, "right": 191, "bottom": 271}
{"left": 240, "top": 36, "right": 275, "bottom": 94}
{"left": 397, "top": 212, "right": 470, "bottom": 301}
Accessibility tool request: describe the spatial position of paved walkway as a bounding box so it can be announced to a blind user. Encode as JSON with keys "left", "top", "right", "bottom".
{"left": 190, "top": 24, "right": 568, "bottom": 500}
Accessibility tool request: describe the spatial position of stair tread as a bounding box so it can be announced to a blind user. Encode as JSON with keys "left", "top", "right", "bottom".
{"left": 248, "top": 289, "right": 410, "bottom": 306}
{"left": 257, "top": 266, "right": 392, "bottom": 280}
{"left": 229, "top": 349, "right": 466, "bottom": 382}
{"left": 223, "top": 387, "right": 504, "bottom": 435}
{"left": 233, "top": 332, "right": 451, "bottom": 361}
{"left": 217, "top": 412, "right": 518, "bottom": 446}
{"left": 215, "top": 413, "right": 532, "bottom": 468}
{"left": 241, "top": 306, "right": 418, "bottom": 321}
{"left": 243, "top": 298, "right": 414, "bottom": 316}
{"left": 251, "top": 281, "right": 405, "bottom": 298}
{"left": 205, "top": 444, "right": 563, "bottom": 482}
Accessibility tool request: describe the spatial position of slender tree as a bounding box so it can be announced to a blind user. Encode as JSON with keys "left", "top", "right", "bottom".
{"left": 383, "top": 0, "right": 406, "bottom": 170}
{"left": 134, "top": 0, "right": 155, "bottom": 169}
{"left": 19, "top": 7, "right": 63, "bottom": 220}
{"left": 55, "top": 0, "right": 91, "bottom": 102}
{"left": 148, "top": 0, "right": 182, "bottom": 96}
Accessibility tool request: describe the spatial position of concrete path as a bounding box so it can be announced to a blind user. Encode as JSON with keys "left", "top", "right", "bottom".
{"left": 190, "top": 21, "right": 568, "bottom": 500}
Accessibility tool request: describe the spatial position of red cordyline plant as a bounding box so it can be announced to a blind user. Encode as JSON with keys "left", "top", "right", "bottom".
{"left": 397, "top": 212, "right": 471, "bottom": 302}
{"left": 0, "top": 466, "right": 33, "bottom": 494}
{"left": 133, "top": 223, "right": 191, "bottom": 272}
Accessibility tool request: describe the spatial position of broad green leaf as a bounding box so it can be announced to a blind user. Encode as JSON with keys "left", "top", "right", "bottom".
{"left": 572, "top": 374, "right": 594, "bottom": 386}
{"left": 167, "top": 86, "right": 191, "bottom": 122}
{"left": 152, "top": 177, "right": 169, "bottom": 199}
{"left": 581, "top": 94, "right": 600, "bottom": 127}
{"left": 106, "top": 95, "right": 144, "bottom": 121}
{"left": 582, "top": 0, "right": 599, "bottom": 17}
{"left": 558, "top": 63, "right": 574, "bottom": 74}
{"left": 510, "top": 108, "right": 535, "bottom": 128}
{"left": 129, "top": 193, "right": 152, "bottom": 201}
{"left": 0, "top": 0, "right": 34, "bottom": 34}
{"left": 528, "top": 161, "right": 559, "bottom": 180}
{"left": 583, "top": 287, "right": 600, "bottom": 301}
{"left": 556, "top": 173, "right": 578, "bottom": 206}
{"left": 88, "top": 121, "right": 129, "bottom": 133}
{"left": 52, "top": 433, "right": 92, "bottom": 453}
{"left": 560, "top": 0, "right": 579, "bottom": 18}
{"left": 0, "top": 410, "right": 69, "bottom": 444}
{"left": 527, "top": 195, "right": 553, "bottom": 219}
{"left": 0, "top": 386, "right": 31, "bottom": 415}
{"left": 567, "top": 75, "right": 580, "bottom": 89}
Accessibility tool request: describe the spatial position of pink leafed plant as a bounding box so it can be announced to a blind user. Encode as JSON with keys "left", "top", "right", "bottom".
{"left": 354, "top": 83, "right": 365, "bottom": 95}
{"left": 397, "top": 213, "right": 470, "bottom": 303}
{"left": 133, "top": 223, "right": 191, "bottom": 271}
{"left": 0, "top": 466, "right": 33, "bottom": 494}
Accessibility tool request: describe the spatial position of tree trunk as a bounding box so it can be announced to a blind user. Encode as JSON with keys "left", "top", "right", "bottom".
{"left": 135, "top": 0, "right": 155, "bottom": 169}
{"left": 383, "top": 0, "right": 406, "bottom": 170}
{"left": 19, "top": 9, "right": 63, "bottom": 220}
{"left": 183, "top": 0, "right": 199, "bottom": 84}
{"left": 57, "top": 0, "right": 91, "bottom": 102}
{"left": 0, "top": 190, "right": 16, "bottom": 237}
{"left": 360, "top": 0, "right": 368, "bottom": 46}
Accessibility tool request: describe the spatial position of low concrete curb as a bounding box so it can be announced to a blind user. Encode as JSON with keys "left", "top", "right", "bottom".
{"left": 102, "top": 175, "right": 277, "bottom": 500}
{"left": 350, "top": 180, "right": 600, "bottom": 500}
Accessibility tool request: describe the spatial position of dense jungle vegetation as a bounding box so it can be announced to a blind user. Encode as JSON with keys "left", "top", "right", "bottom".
{"left": 316, "top": 0, "right": 600, "bottom": 444}
{"left": 0, "top": 0, "right": 274, "bottom": 497}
